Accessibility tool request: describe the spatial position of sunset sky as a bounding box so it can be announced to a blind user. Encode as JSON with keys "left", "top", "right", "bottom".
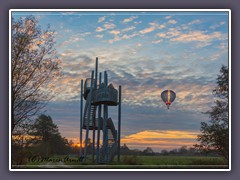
{"left": 12, "top": 10, "right": 229, "bottom": 152}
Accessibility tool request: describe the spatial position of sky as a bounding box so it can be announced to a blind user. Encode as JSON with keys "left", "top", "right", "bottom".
{"left": 12, "top": 10, "right": 229, "bottom": 152}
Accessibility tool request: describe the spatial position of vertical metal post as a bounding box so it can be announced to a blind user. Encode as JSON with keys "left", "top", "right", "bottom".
{"left": 95, "top": 57, "right": 98, "bottom": 88}
{"left": 103, "top": 71, "right": 108, "bottom": 161}
{"left": 84, "top": 70, "right": 94, "bottom": 162}
{"left": 92, "top": 57, "right": 98, "bottom": 163}
{"left": 105, "top": 71, "right": 109, "bottom": 161}
{"left": 96, "top": 72, "right": 102, "bottom": 163}
{"left": 118, "top": 86, "right": 122, "bottom": 162}
{"left": 80, "top": 79, "right": 83, "bottom": 161}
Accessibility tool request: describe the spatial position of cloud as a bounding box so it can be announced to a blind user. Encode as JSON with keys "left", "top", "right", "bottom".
{"left": 136, "top": 43, "right": 142, "bottom": 47}
{"left": 168, "top": 19, "right": 177, "bottom": 24}
{"left": 59, "top": 36, "right": 84, "bottom": 47}
{"left": 79, "top": 32, "right": 91, "bottom": 37}
{"left": 159, "top": 24, "right": 165, "bottom": 29}
{"left": 109, "top": 30, "right": 120, "bottom": 36}
{"left": 196, "top": 41, "right": 212, "bottom": 48}
{"left": 122, "top": 16, "right": 138, "bottom": 23}
{"left": 139, "top": 26, "right": 156, "bottom": 34}
{"left": 209, "top": 53, "right": 221, "bottom": 61}
{"left": 210, "top": 21, "right": 226, "bottom": 29}
{"left": 121, "top": 32, "right": 138, "bottom": 39}
{"left": 178, "top": 19, "right": 201, "bottom": 31}
{"left": 96, "top": 27, "right": 104, "bottom": 32}
{"left": 95, "top": 34, "right": 104, "bottom": 38}
{"left": 108, "top": 31, "right": 138, "bottom": 43}
{"left": 108, "top": 36, "right": 121, "bottom": 44}
{"left": 152, "top": 39, "right": 163, "bottom": 44}
{"left": 121, "top": 130, "right": 199, "bottom": 151}
{"left": 156, "top": 28, "right": 180, "bottom": 40}
{"left": 98, "top": 16, "right": 106, "bottom": 23}
{"left": 218, "top": 42, "right": 228, "bottom": 50}
{"left": 157, "top": 33, "right": 166, "bottom": 37}
{"left": 134, "top": 21, "right": 142, "bottom": 25}
{"left": 171, "top": 31, "right": 222, "bottom": 42}
{"left": 103, "top": 22, "right": 116, "bottom": 29}
{"left": 188, "top": 19, "right": 200, "bottom": 25}
{"left": 165, "top": 15, "right": 172, "bottom": 19}
{"left": 139, "top": 22, "right": 166, "bottom": 34}
{"left": 122, "top": 26, "right": 136, "bottom": 32}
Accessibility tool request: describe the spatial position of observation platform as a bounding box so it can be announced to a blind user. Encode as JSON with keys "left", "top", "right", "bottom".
{"left": 92, "top": 84, "right": 118, "bottom": 106}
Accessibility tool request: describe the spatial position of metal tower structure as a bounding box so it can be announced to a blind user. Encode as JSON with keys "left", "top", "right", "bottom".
{"left": 79, "top": 57, "right": 122, "bottom": 164}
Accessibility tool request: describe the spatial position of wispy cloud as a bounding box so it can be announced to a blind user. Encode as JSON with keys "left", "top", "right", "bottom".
{"left": 188, "top": 19, "right": 200, "bottom": 25}
{"left": 96, "top": 27, "right": 105, "bottom": 32}
{"left": 165, "top": 15, "right": 172, "bottom": 19}
{"left": 95, "top": 34, "right": 104, "bottom": 38}
{"left": 139, "top": 21, "right": 167, "bottom": 34}
{"left": 152, "top": 39, "right": 163, "bottom": 44}
{"left": 122, "top": 16, "right": 138, "bottom": 23}
{"left": 210, "top": 21, "right": 226, "bottom": 29}
{"left": 122, "top": 26, "right": 136, "bottom": 32}
{"left": 108, "top": 31, "right": 138, "bottom": 43}
{"left": 168, "top": 19, "right": 177, "bottom": 24}
{"left": 98, "top": 16, "right": 106, "bottom": 23}
{"left": 139, "top": 22, "right": 158, "bottom": 34}
{"left": 103, "top": 22, "right": 116, "bottom": 29}
{"left": 171, "top": 31, "right": 222, "bottom": 42}
{"left": 139, "top": 26, "right": 156, "bottom": 34}
{"left": 109, "top": 30, "right": 120, "bottom": 36}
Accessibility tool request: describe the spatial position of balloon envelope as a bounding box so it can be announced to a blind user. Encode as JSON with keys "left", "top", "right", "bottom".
{"left": 161, "top": 90, "right": 176, "bottom": 109}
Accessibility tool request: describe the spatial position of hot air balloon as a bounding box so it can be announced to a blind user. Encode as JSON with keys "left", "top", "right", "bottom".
{"left": 161, "top": 90, "right": 176, "bottom": 109}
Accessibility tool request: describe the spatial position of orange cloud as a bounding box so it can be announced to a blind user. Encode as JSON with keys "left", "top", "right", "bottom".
{"left": 122, "top": 16, "right": 138, "bottom": 23}
{"left": 171, "top": 31, "right": 222, "bottom": 42}
{"left": 121, "top": 130, "right": 199, "bottom": 151}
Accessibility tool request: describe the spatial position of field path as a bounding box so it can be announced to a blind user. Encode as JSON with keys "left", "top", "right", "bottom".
{"left": 38, "top": 161, "right": 69, "bottom": 168}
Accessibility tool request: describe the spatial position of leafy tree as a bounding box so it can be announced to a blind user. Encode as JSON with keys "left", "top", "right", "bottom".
{"left": 143, "top": 147, "right": 154, "bottom": 155}
{"left": 31, "top": 114, "right": 59, "bottom": 142}
{"left": 178, "top": 146, "right": 188, "bottom": 155}
{"left": 161, "top": 149, "right": 169, "bottom": 156}
{"left": 30, "top": 114, "right": 71, "bottom": 156}
{"left": 195, "top": 65, "right": 229, "bottom": 161}
{"left": 11, "top": 16, "right": 62, "bottom": 132}
{"left": 120, "top": 144, "right": 131, "bottom": 155}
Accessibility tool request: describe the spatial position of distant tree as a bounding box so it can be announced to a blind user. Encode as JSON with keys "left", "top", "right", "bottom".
{"left": 195, "top": 65, "right": 229, "bottom": 161}
{"left": 30, "top": 114, "right": 71, "bottom": 156}
{"left": 188, "top": 147, "right": 198, "bottom": 156}
{"left": 120, "top": 144, "right": 131, "bottom": 155}
{"left": 11, "top": 16, "right": 62, "bottom": 132}
{"left": 31, "top": 114, "right": 59, "bottom": 141}
{"left": 83, "top": 138, "right": 93, "bottom": 154}
{"left": 169, "top": 148, "right": 178, "bottom": 155}
{"left": 161, "top": 149, "right": 169, "bottom": 156}
{"left": 178, "top": 146, "right": 188, "bottom": 155}
{"left": 143, "top": 147, "right": 154, "bottom": 155}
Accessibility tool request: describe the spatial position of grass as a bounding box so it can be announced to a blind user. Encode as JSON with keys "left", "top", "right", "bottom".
{"left": 12, "top": 155, "right": 228, "bottom": 169}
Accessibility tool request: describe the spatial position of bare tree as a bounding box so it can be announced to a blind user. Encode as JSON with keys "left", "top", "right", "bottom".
{"left": 11, "top": 16, "right": 62, "bottom": 132}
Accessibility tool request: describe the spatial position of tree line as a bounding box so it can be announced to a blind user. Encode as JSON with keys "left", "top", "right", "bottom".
{"left": 120, "top": 144, "right": 217, "bottom": 157}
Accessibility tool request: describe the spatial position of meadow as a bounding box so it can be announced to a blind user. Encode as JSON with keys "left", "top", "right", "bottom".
{"left": 18, "top": 155, "right": 228, "bottom": 169}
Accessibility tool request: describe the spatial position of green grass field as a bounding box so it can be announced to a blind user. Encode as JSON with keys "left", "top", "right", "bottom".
{"left": 14, "top": 155, "right": 228, "bottom": 169}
